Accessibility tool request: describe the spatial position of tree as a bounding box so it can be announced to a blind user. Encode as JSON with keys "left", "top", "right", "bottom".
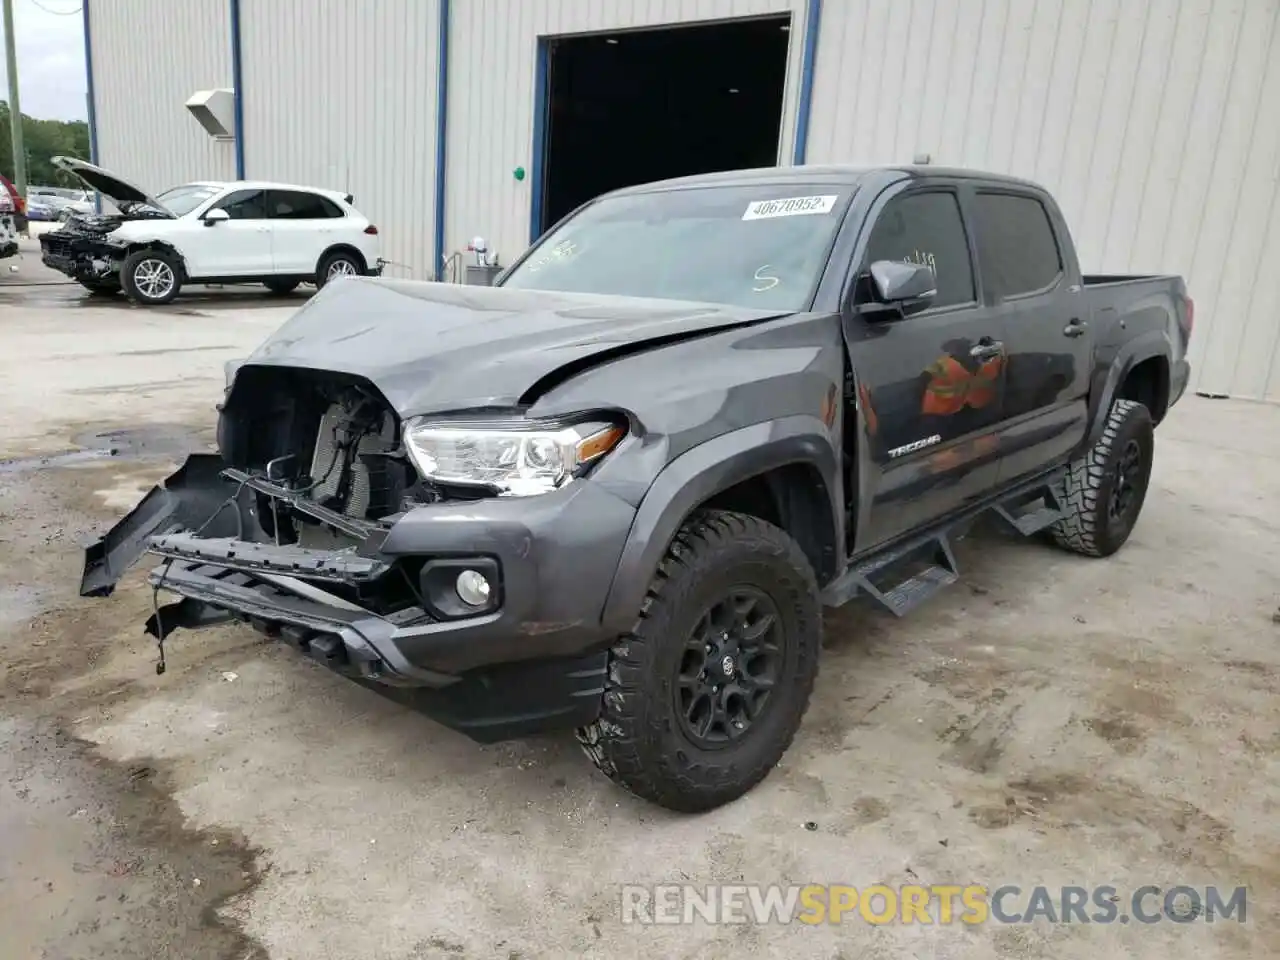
{"left": 0, "top": 100, "right": 91, "bottom": 190}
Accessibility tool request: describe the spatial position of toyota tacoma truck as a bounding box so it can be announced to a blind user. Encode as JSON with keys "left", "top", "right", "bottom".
{"left": 80, "top": 165, "right": 1192, "bottom": 812}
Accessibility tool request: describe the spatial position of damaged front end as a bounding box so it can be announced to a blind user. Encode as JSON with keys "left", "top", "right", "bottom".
{"left": 39, "top": 214, "right": 133, "bottom": 282}
{"left": 81, "top": 364, "right": 631, "bottom": 741}
{"left": 86, "top": 367, "right": 456, "bottom": 683}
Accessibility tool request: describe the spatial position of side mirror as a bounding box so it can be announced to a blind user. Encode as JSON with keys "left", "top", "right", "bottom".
{"left": 203, "top": 208, "right": 230, "bottom": 226}
{"left": 868, "top": 260, "right": 937, "bottom": 315}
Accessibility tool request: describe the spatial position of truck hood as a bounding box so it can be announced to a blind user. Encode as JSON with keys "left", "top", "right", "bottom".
{"left": 51, "top": 156, "right": 174, "bottom": 217}
{"left": 237, "top": 278, "right": 792, "bottom": 416}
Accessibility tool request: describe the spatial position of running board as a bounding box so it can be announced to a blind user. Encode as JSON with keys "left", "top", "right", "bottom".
{"left": 991, "top": 486, "right": 1065, "bottom": 536}
{"left": 821, "top": 467, "right": 1066, "bottom": 617}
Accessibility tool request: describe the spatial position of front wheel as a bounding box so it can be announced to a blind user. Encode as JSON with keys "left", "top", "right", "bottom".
{"left": 578, "top": 510, "right": 821, "bottom": 812}
{"left": 120, "top": 249, "right": 182, "bottom": 305}
{"left": 1049, "top": 398, "right": 1154, "bottom": 557}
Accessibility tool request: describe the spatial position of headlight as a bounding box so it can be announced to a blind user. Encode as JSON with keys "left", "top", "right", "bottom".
{"left": 402, "top": 416, "right": 626, "bottom": 497}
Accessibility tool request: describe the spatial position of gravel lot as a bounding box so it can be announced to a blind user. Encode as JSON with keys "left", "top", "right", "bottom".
{"left": 1, "top": 252, "right": 1277, "bottom": 959}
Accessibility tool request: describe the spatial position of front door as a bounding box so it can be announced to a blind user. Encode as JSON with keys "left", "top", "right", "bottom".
{"left": 845, "top": 185, "right": 1008, "bottom": 551}
{"left": 188, "top": 188, "right": 274, "bottom": 277}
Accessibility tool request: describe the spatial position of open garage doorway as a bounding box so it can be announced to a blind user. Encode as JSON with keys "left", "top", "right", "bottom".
{"left": 534, "top": 15, "right": 791, "bottom": 238}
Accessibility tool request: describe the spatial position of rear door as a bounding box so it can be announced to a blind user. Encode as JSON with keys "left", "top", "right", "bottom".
{"left": 266, "top": 190, "right": 345, "bottom": 274}
{"left": 188, "top": 188, "right": 274, "bottom": 277}
{"left": 966, "top": 189, "right": 1091, "bottom": 484}
{"left": 846, "top": 181, "right": 1008, "bottom": 549}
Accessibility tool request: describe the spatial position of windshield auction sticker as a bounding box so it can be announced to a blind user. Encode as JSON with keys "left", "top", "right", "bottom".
{"left": 742, "top": 195, "right": 839, "bottom": 220}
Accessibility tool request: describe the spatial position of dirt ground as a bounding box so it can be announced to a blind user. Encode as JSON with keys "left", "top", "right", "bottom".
{"left": 1, "top": 251, "right": 1278, "bottom": 959}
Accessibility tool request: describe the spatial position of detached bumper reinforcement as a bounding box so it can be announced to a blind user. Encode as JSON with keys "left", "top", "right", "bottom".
{"left": 148, "top": 560, "right": 456, "bottom": 688}
{"left": 148, "top": 532, "right": 390, "bottom": 583}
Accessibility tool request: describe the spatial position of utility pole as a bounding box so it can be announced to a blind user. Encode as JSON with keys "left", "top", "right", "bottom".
{"left": 2, "top": 0, "right": 27, "bottom": 195}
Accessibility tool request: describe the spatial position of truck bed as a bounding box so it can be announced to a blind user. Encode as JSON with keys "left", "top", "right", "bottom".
{"left": 1081, "top": 273, "right": 1179, "bottom": 287}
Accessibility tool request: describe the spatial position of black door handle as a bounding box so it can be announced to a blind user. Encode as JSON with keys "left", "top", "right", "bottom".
{"left": 970, "top": 338, "right": 1004, "bottom": 360}
{"left": 1064, "top": 318, "right": 1088, "bottom": 338}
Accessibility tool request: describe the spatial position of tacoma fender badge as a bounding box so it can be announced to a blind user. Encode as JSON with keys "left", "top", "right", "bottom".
{"left": 888, "top": 434, "right": 942, "bottom": 459}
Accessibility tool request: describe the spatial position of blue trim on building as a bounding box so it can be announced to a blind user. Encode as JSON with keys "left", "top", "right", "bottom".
{"left": 82, "top": 1, "right": 99, "bottom": 166}
{"left": 82, "top": 0, "right": 101, "bottom": 209}
{"left": 528, "top": 37, "right": 550, "bottom": 244}
{"left": 229, "top": 0, "right": 246, "bottom": 179}
{"left": 792, "top": 0, "right": 822, "bottom": 166}
{"left": 432, "top": 0, "right": 450, "bottom": 280}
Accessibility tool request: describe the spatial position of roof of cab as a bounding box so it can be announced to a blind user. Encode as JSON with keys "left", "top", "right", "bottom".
{"left": 609, "top": 164, "right": 1046, "bottom": 196}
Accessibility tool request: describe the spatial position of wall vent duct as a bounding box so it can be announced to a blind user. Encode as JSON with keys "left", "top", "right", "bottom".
{"left": 185, "top": 88, "right": 236, "bottom": 140}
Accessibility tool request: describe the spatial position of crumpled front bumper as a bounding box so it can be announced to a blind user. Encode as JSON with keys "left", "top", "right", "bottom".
{"left": 81, "top": 453, "right": 637, "bottom": 740}
{"left": 38, "top": 231, "right": 120, "bottom": 279}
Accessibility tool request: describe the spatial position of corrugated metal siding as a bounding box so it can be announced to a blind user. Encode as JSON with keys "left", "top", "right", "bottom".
{"left": 239, "top": 0, "right": 440, "bottom": 280}
{"left": 807, "top": 0, "right": 1280, "bottom": 402}
{"left": 87, "top": 0, "right": 235, "bottom": 187}
{"left": 444, "top": 0, "right": 811, "bottom": 271}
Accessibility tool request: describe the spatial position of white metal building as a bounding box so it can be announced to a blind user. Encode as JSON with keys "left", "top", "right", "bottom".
{"left": 83, "top": 0, "right": 1280, "bottom": 401}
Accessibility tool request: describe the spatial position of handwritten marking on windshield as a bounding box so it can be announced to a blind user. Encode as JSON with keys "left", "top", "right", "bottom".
{"left": 526, "top": 239, "right": 578, "bottom": 273}
{"left": 742, "top": 195, "right": 838, "bottom": 220}
{"left": 753, "top": 265, "right": 780, "bottom": 292}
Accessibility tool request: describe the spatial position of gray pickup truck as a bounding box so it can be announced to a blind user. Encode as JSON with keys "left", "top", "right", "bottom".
{"left": 81, "top": 165, "right": 1192, "bottom": 812}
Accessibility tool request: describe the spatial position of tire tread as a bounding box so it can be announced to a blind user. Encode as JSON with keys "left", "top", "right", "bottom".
{"left": 1049, "top": 398, "right": 1148, "bottom": 557}
{"left": 577, "top": 509, "right": 820, "bottom": 812}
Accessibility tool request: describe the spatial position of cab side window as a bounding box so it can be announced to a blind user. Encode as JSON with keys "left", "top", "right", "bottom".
{"left": 864, "top": 191, "right": 975, "bottom": 309}
{"left": 214, "top": 189, "right": 267, "bottom": 220}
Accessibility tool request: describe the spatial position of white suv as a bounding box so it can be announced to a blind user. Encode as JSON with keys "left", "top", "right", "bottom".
{"left": 39, "top": 157, "right": 383, "bottom": 305}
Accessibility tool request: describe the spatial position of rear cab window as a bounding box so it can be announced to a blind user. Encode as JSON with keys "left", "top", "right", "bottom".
{"left": 500, "top": 184, "right": 856, "bottom": 311}
{"left": 972, "top": 192, "right": 1063, "bottom": 299}
{"left": 269, "top": 191, "right": 345, "bottom": 219}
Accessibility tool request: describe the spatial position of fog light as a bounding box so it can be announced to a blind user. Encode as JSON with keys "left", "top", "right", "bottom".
{"left": 455, "top": 569, "right": 491, "bottom": 607}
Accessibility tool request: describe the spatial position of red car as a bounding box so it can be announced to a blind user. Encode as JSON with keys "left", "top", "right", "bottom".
{"left": 1, "top": 174, "right": 27, "bottom": 227}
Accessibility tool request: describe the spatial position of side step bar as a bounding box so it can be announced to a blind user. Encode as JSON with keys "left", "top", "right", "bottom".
{"left": 821, "top": 467, "right": 1066, "bottom": 617}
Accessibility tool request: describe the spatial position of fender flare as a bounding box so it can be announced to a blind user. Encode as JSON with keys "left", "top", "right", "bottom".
{"left": 1085, "top": 331, "right": 1170, "bottom": 448}
{"left": 598, "top": 415, "right": 840, "bottom": 635}
{"left": 122, "top": 239, "right": 190, "bottom": 279}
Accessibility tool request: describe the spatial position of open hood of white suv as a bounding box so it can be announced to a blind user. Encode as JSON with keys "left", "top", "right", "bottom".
{"left": 51, "top": 156, "right": 174, "bottom": 217}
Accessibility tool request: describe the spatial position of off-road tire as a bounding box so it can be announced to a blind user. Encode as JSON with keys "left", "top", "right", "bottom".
{"left": 315, "top": 250, "right": 363, "bottom": 289}
{"left": 120, "top": 249, "right": 183, "bottom": 305}
{"left": 1049, "top": 398, "right": 1154, "bottom": 557}
{"left": 577, "top": 510, "right": 821, "bottom": 812}
{"left": 264, "top": 278, "right": 300, "bottom": 295}
{"left": 78, "top": 278, "right": 120, "bottom": 295}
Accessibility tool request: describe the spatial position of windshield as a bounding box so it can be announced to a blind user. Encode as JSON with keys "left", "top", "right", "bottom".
{"left": 500, "top": 184, "right": 854, "bottom": 310}
{"left": 155, "top": 184, "right": 221, "bottom": 216}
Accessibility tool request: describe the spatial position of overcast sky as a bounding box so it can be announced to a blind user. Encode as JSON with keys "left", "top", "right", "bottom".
{"left": 1, "top": 0, "right": 88, "bottom": 122}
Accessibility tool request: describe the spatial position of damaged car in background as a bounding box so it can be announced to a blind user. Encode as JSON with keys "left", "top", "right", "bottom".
{"left": 0, "top": 173, "right": 22, "bottom": 261}
{"left": 38, "top": 156, "right": 383, "bottom": 304}
{"left": 81, "top": 165, "right": 1192, "bottom": 812}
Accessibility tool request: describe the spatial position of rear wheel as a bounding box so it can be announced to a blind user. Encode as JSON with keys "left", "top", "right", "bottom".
{"left": 1049, "top": 398, "right": 1154, "bottom": 557}
{"left": 577, "top": 510, "right": 821, "bottom": 812}
{"left": 120, "top": 249, "right": 182, "bottom": 305}
{"left": 315, "top": 250, "right": 362, "bottom": 289}
{"left": 264, "top": 278, "right": 300, "bottom": 295}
